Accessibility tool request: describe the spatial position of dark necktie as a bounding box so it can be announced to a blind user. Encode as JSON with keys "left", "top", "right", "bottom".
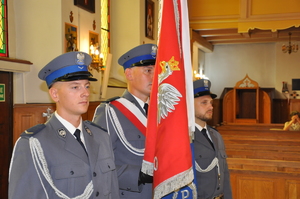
{"left": 143, "top": 103, "right": 149, "bottom": 116}
{"left": 201, "top": 128, "right": 214, "bottom": 150}
{"left": 74, "top": 129, "right": 88, "bottom": 155}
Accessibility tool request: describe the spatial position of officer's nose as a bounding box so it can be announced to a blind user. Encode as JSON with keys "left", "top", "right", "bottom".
{"left": 82, "top": 87, "right": 90, "bottom": 97}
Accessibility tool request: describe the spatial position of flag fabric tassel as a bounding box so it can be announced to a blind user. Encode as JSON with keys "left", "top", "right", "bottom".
{"left": 162, "top": 143, "right": 198, "bottom": 199}
{"left": 141, "top": 0, "right": 196, "bottom": 198}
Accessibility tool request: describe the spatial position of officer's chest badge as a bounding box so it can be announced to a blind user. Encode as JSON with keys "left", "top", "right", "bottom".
{"left": 58, "top": 128, "right": 67, "bottom": 137}
{"left": 85, "top": 126, "right": 92, "bottom": 136}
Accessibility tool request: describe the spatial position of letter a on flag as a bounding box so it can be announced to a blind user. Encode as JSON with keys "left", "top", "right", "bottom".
{"left": 142, "top": 0, "right": 197, "bottom": 198}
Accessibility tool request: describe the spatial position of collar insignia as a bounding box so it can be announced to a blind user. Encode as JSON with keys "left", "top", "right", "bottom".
{"left": 85, "top": 126, "right": 92, "bottom": 136}
{"left": 58, "top": 128, "right": 66, "bottom": 137}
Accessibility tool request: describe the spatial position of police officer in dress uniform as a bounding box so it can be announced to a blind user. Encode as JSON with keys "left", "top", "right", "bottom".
{"left": 93, "top": 44, "right": 156, "bottom": 199}
{"left": 9, "top": 52, "right": 120, "bottom": 199}
{"left": 193, "top": 79, "right": 232, "bottom": 199}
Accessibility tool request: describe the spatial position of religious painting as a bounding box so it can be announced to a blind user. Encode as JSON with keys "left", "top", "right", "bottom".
{"left": 89, "top": 31, "right": 100, "bottom": 57}
{"left": 64, "top": 23, "right": 78, "bottom": 53}
{"left": 74, "top": 0, "right": 95, "bottom": 13}
{"left": 145, "top": 0, "right": 154, "bottom": 40}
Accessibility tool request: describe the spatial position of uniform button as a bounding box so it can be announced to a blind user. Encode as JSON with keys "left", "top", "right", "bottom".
{"left": 108, "top": 165, "right": 111, "bottom": 169}
{"left": 126, "top": 187, "right": 131, "bottom": 191}
{"left": 217, "top": 187, "right": 220, "bottom": 190}
{"left": 95, "top": 191, "right": 99, "bottom": 196}
{"left": 70, "top": 171, "right": 74, "bottom": 175}
{"left": 93, "top": 172, "right": 97, "bottom": 177}
{"left": 121, "top": 192, "right": 124, "bottom": 195}
{"left": 138, "top": 135, "right": 141, "bottom": 138}
{"left": 199, "top": 155, "right": 202, "bottom": 158}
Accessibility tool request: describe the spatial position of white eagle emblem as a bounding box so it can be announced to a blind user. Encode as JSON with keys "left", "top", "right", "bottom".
{"left": 76, "top": 52, "right": 85, "bottom": 65}
{"left": 151, "top": 45, "right": 158, "bottom": 58}
{"left": 158, "top": 56, "right": 182, "bottom": 123}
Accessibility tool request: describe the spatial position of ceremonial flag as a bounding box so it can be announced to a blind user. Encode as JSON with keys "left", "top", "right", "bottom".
{"left": 142, "top": 0, "right": 196, "bottom": 198}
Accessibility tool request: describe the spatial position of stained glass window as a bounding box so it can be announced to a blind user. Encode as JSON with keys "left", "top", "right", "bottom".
{"left": 100, "top": 0, "right": 110, "bottom": 66}
{"left": 0, "top": 0, "right": 7, "bottom": 57}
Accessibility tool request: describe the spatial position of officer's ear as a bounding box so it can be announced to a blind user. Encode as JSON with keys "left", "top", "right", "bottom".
{"left": 49, "top": 85, "right": 59, "bottom": 102}
{"left": 125, "top": 68, "right": 133, "bottom": 81}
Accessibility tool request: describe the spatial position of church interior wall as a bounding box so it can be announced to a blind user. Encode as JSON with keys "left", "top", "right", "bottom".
{"left": 205, "top": 43, "right": 276, "bottom": 98}
{"left": 5, "top": 0, "right": 300, "bottom": 104}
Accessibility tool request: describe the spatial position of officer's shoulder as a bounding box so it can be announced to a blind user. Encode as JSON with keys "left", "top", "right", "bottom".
{"left": 208, "top": 125, "right": 218, "bottom": 132}
{"left": 103, "top": 96, "right": 120, "bottom": 103}
{"left": 21, "top": 124, "right": 46, "bottom": 138}
{"left": 84, "top": 120, "right": 107, "bottom": 132}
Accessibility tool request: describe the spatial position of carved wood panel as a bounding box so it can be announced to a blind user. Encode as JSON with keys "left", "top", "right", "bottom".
{"left": 286, "top": 180, "right": 300, "bottom": 199}
{"left": 230, "top": 170, "right": 300, "bottom": 199}
{"left": 236, "top": 176, "right": 276, "bottom": 198}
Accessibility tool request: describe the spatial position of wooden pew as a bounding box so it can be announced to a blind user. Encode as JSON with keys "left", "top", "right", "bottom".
{"left": 220, "top": 129, "right": 300, "bottom": 159}
{"left": 217, "top": 123, "right": 284, "bottom": 131}
{"left": 214, "top": 124, "right": 300, "bottom": 199}
{"left": 219, "top": 128, "right": 300, "bottom": 145}
{"left": 224, "top": 144, "right": 300, "bottom": 153}
{"left": 223, "top": 134, "right": 300, "bottom": 147}
{"left": 226, "top": 148, "right": 300, "bottom": 161}
{"left": 228, "top": 158, "right": 300, "bottom": 199}
{"left": 227, "top": 158, "right": 300, "bottom": 173}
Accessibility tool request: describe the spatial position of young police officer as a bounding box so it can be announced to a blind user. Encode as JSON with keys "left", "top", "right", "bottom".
{"left": 193, "top": 79, "right": 232, "bottom": 199}
{"left": 9, "top": 52, "right": 119, "bottom": 199}
{"left": 93, "top": 44, "right": 156, "bottom": 199}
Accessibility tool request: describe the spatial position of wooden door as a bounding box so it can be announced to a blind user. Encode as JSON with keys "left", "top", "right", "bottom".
{"left": 0, "top": 71, "right": 13, "bottom": 198}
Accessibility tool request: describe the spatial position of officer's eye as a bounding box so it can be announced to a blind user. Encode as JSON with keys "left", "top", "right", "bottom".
{"left": 143, "top": 67, "right": 154, "bottom": 75}
{"left": 201, "top": 101, "right": 213, "bottom": 105}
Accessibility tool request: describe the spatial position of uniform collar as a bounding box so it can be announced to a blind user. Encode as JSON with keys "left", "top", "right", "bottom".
{"left": 131, "top": 93, "right": 149, "bottom": 109}
{"left": 195, "top": 123, "right": 213, "bottom": 141}
{"left": 195, "top": 123, "right": 207, "bottom": 131}
{"left": 55, "top": 111, "right": 83, "bottom": 135}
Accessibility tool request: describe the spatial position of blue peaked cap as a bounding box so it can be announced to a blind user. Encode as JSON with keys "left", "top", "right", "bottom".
{"left": 118, "top": 43, "right": 157, "bottom": 69}
{"left": 193, "top": 79, "right": 217, "bottom": 99}
{"left": 38, "top": 51, "right": 97, "bottom": 88}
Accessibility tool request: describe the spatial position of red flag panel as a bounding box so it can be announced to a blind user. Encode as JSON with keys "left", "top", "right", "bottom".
{"left": 142, "top": 0, "right": 195, "bottom": 198}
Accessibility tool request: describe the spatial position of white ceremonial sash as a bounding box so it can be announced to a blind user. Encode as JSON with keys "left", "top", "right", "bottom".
{"left": 106, "top": 98, "right": 147, "bottom": 156}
